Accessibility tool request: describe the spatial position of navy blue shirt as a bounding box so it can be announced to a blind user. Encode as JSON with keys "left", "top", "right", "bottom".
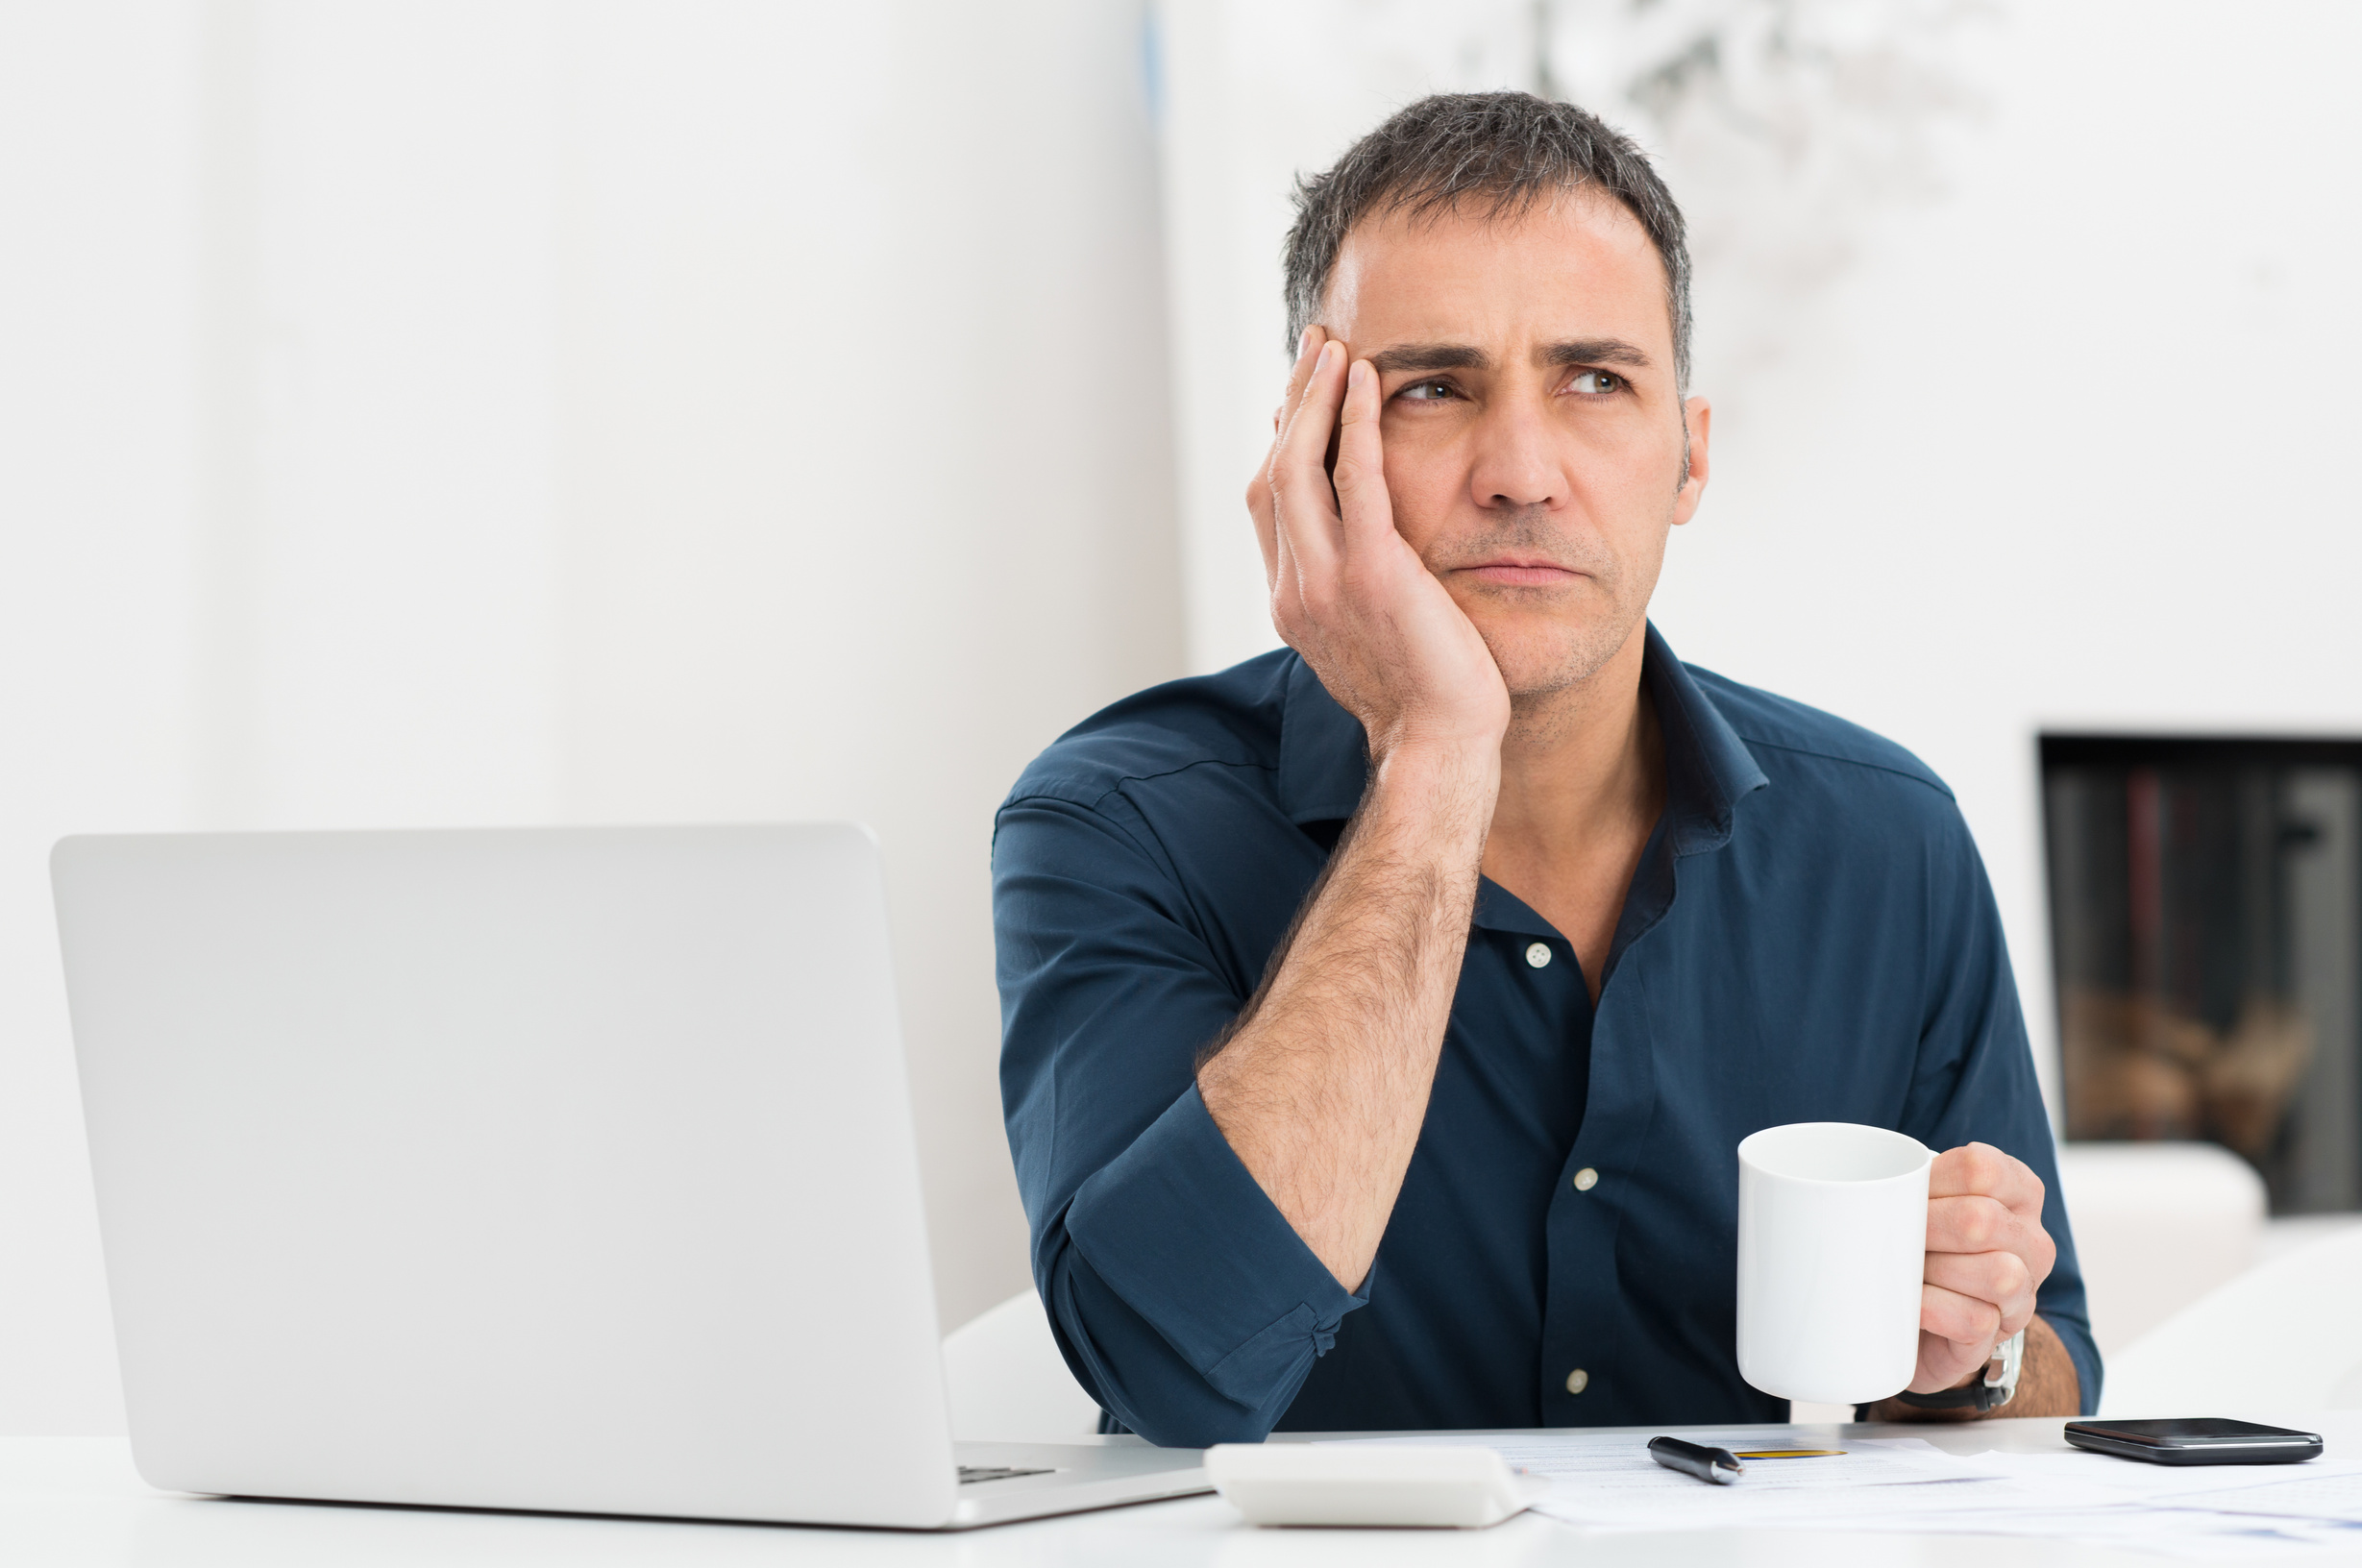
{"left": 992, "top": 625, "right": 2099, "bottom": 1447}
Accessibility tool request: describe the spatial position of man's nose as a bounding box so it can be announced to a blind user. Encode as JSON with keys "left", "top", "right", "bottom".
{"left": 1468, "top": 394, "right": 1562, "bottom": 511}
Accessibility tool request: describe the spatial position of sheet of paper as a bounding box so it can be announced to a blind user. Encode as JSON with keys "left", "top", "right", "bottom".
{"left": 1896, "top": 1506, "right": 2362, "bottom": 1560}
{"left": 1757, "top": 1452, "right": 2362, "bottom": 1559}
{"left": 1317, "top": 1431, "right": 2362, "bottom": 1556}
{"left": 1319, "top": 1429, "right": 2019, "bottom": 1531}
{"left": 1324, "top": 1427, "right": 1958, "bottom": 1484}
{"left": 2166, "top": 1469, "right": 2362, "bottom": 1524}
{"left": 1969, "top": 1449, "right": 2362, "bottom": 1513}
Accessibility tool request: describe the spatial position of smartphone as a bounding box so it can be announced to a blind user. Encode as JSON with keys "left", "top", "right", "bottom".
{"left": 2063, "top": 1418, "right": 2323, "bottom": 1466}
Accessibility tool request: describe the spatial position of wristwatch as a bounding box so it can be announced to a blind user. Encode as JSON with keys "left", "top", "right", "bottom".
{"left": 1895, "top": 1329, "right": 2024, "bottom": 1413}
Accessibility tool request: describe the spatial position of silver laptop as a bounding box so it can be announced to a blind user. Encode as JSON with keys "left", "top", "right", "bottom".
{"left": 52, "top": 823, "right": 1206, "bottom": 1529}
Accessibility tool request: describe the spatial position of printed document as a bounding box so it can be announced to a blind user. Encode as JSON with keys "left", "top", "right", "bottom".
{"left": 1322, "top": 1428, "right": 2029, "bottom": 1530}
{"left": 1317, "top": 1429, "right": 2362, "bottom": 1556}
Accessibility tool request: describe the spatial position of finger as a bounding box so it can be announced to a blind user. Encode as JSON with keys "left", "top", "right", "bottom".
{"left": 1923, "top": 1196, "right": 2059, "bottom": 1287}
{"left": 1246, "top": 446, "right": 1279, "bottom": 584}
{"left": 1268, "top": 472, "right": 1311, "bottom": 649}
{"left": 1923, "top": 1193, "right": 2021, "bottom": 1256}
{"left": 1909, "top": 1332, "right": 1984, "bottom": 1395}
{"left": 1253, "top": 329, "right": 1330, "bottom": 610}
{"left": 1289, "top": 325, "right": 1327, "bottom": 401}
{"left": 1919, "top": 1281, "right": 2005, "bottom": 1349}
{"left": 1271, "top": 326, "right": 1330, "bottom": 453}
{"left": 1278, "top": 335, "right": 1342, "bottom": 460}
{"left": 1924, "top": 1250, "right": 2037, "bottom": 1328}
{"left": 1258, "top": 328, "right": 1325, "bottom": 517}
{"left": 1331, "top": 358, "right": 1394, "bottom": 552}
{"left": 1929, "top": 1142, "right": 2045, "bottom": 1215}
{"left": 1924, "top": 1247, "right": 2036, "bottom": 1310}
{"left": 1270, "top": 339, "right": 1349, "bottom": 572}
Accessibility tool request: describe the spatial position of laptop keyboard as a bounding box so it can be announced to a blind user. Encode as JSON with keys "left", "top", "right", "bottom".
{"left": 958, "top": 1464, "right": 1054, "bottom": 1484}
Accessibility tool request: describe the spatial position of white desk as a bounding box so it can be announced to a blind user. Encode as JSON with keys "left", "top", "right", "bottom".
{"left": 10, "top": 1416, "right": 2362, "bottom": 1566}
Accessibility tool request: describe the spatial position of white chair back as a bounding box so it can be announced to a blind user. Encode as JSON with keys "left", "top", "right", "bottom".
{"left": 2054, "top": 1141, "right": 2265, "bottom": 1356}
{"left": 2100, "top": 1226, "right": 2362, "bottom": 1417}
{"left": 941, "top": 1289, "right": 1105, "bottom": 1442}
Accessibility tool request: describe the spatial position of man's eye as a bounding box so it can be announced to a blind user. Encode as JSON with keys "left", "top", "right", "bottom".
{"left": 1568, "top": 370, "right": 1625, "bottom": 395}
{"left": 1397, "top": 379, "right": 1458, "bottom": 401}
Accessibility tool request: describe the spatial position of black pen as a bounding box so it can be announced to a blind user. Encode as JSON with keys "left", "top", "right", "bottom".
{"left": 1648, "top": 1435, "right": 1744, "bottom": 1485}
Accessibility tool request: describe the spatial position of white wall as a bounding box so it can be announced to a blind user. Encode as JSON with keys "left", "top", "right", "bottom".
{"left": 0, "top": 0, "right": 1180, "bottom": 1434}
{"left": 1157, "top": 0, "right": 2362, "bottom": 1113}
{"left": 0, "top": 0, "right": 206, "bottom": 1443}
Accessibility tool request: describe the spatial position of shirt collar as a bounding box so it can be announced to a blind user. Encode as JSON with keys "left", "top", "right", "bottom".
{"left": 1273, "top": 621, "right": 1769, "bottom": 857}
{"left": 1639, "top": 622, "right": 1770, "bottom": 856}
{"left": 1275, "top": 655, "right": 1372, "bottom": 826}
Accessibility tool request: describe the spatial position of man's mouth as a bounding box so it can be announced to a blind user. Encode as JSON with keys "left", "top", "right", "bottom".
{"left": 1456, "top": 557, "right": 1583, "bottom": 587}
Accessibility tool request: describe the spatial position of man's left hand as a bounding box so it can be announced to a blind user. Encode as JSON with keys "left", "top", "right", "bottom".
{"left": 1912, "top": 1142, "right": 2057, "bottom": 1394}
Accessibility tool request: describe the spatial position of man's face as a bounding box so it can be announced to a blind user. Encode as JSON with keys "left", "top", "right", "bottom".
{"left": 1318, "top": 193, "right": 1708, "bottom": 702}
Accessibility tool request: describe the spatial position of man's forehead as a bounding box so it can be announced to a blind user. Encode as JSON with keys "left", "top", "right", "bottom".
{"left": 1324, "top": 191, "right": 1668, "bottom": 351}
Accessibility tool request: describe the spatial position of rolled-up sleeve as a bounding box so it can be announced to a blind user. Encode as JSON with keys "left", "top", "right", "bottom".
{"left": 993, "top": 785, "right": 1364, "bottom": 1446}
{"left": 1902, "top": 804, "right": 2104, "bottom": 1415}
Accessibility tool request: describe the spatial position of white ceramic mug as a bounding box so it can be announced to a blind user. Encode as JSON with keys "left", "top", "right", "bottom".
{"left": 1735, "top": 1121, "right": 1932, "bottom": 1406}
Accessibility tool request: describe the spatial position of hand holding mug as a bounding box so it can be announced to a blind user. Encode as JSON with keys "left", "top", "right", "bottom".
{"left": 1909, "top": 1141, "right": 2056, "bottom": 1395}
{"left": 1735, "top": 1125, "right": 2060, "bottom": 1408}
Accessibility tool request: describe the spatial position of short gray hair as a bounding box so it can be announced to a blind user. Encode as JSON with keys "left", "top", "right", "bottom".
{"left": 1282, "top": 91, "right": 1693, "bottom": 390}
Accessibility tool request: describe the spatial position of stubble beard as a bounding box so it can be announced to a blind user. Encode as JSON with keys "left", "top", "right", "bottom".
{"left": 1433, "top": 508, "right": 1666, "bottom": 751}
{"left": 1495, "top": 608, "right": 1649, "bottom": 751}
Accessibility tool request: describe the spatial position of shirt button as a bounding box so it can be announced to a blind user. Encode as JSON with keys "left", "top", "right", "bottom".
{"left": 1565, "top": 1368, "right": 1589, "bottom": 1395}
{"left": 1573, "top": 1166, "right": 1598, "bottom": 1191}
{"left": 1525, "top": 942, "right": 1552, "bottom": 968}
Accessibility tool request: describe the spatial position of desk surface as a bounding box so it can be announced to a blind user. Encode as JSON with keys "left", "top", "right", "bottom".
{"left": 9, "top": 1416, "right": 2361, "bottom": 1566}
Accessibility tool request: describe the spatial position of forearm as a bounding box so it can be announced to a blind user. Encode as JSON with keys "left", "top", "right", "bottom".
{"left": 1865, "top": 1314, "right": 2080, "bottom": 1423}
{"left": 1196, "top": 742, "right": 1495, "bottom": 1292}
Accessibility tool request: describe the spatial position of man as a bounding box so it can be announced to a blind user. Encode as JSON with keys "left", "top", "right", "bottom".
{"left": 992, "top": 91, "right": 2097, "bottom": 1447}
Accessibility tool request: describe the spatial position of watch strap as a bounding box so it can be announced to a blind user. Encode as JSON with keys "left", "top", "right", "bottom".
{"left": 1894, "top": 1328, "right": 2024, "bottom": 1413}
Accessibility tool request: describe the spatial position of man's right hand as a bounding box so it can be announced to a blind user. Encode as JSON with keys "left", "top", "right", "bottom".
{"left": 1247, "top": 327, "right": 1510, "bottom": 766}
{"left": 1199, "top": 330, "right": 1508, "bottom": 1293}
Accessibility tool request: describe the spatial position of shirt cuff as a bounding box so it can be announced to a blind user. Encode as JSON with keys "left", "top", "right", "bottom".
{"left": 2041, "top": 1306, "right": 2104, "bottom": 1417}
{"left": 1065, "top": 1083, "right": 1366, "bottom": 1408}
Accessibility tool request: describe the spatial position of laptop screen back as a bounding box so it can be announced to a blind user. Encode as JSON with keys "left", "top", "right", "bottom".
{"left": 54, "top": 823, "right": 959, "bottom": 1527}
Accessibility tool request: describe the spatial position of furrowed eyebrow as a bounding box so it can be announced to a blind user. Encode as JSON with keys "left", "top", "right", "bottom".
{"left": 1362, "top": 339, "right": 1653, "bottom": 375}
{"left": 1367, "top": 342, "right": 1490, "bottom": 374}
{"left": 1540, "top": 338, "right": 1652, "bottom": 370}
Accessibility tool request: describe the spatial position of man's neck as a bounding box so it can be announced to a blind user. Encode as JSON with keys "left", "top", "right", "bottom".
{"left": 1489, "top": 626, "right": 1661, "bottom": 861}
{"left": 1479, "top": 626, "right": 1666, "bottom": 993}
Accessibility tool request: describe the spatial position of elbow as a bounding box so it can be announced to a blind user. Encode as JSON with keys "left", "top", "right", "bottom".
{"left": 1122, "top": 1405, "right": 1276, "bottom": 1450}
{"left": 1040, "top": 1251, "right": 1302, "bottom": 1450}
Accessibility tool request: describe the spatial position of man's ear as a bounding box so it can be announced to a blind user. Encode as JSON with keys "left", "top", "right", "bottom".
{"left": 1671, "top": 396, "right": 1712, "bottom": 526}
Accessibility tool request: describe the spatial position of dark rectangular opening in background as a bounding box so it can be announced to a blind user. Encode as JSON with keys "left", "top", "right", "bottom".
{"left": 2041, "top": 734, "right": 2362, "bottom": 1214}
